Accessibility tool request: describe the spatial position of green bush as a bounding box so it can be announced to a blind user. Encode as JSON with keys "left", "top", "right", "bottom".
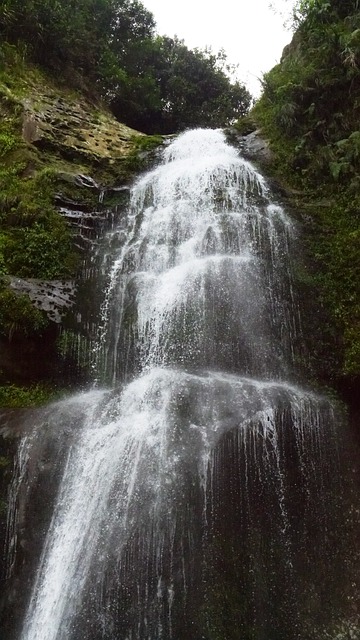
{"left": 0, "top": 143, "right": 79, "bottom": 279}
{"left": 4, "top": 223, "right": 76, "bottom": 279}
{"left": 0, "top": 288, "right": 48, "bottom": 340}
{"left": 251, "top": 0, "right": 360, "bottom": 381}
{"left": 0, "top": 130, "right": 17, "bottom": 156}
{"left": 0, "top": 383, "right": 55, "bottom": 407}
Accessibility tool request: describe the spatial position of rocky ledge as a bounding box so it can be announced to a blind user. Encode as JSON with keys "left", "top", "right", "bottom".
{"left": 9, "top": 278, "right": 77, "bottom": 324}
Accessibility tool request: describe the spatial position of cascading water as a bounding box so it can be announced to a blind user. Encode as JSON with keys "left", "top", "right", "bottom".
{"left": 2, "top": 129, "right": 357, "bottom": 640}
{"left": 96, "top": 129, "right": 298, "bottom": 384}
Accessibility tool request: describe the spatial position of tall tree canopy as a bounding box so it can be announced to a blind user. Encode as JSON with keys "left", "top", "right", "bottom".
{"left": 0, "top": 0, "right": 251, "bottom": 133}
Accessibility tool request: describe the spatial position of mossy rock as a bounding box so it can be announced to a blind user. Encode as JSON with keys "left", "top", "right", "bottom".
{"left": 0, "top": 43, "right": 165, "bottom": 391}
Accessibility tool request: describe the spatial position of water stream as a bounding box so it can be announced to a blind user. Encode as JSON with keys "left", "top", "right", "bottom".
{"left": 4, "top": 129, "right": 355, "bottom": 639}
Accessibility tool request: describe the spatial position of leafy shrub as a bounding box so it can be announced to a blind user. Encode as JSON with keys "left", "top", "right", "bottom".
{"left": 0, "top": 288, "right": 48, "bottom": 341}
{"left": 0, "top": 146, "right": 79, "bottom": 279}
{"left": 0, "top": 383, "right": 55, "bottom": 407}
{"left": 0, "top": 130, "right": 17, "bottom": 156}
{"left": 4, "top": 223, "right": 76, "bottom": 279}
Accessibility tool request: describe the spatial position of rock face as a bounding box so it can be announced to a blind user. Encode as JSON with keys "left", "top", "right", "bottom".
{"left": 0, "top": 62, "right": 165, "bottom": 389}
{"left": 226, "top": 127, "right": 274, "bottom": 165}
{"left": 9, "top": 278, "right": 77, "bottom": 324}
{"left": 241, "top": 129, "right": 274, "bottom": 164}
{"left": 21, "top": 90, "right": 142, "bottom": 162}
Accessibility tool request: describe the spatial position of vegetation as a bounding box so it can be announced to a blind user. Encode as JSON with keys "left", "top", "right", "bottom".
{"left": 121, "top": 133, "right": 164, "bottom": 172}
{"left": 0, "top": 68, "right": 79, "bottom": 282}
{"left": 0, "top": 0, "right": 358, "bottom": 397}
{"left": 0, "top": 287, "right": 48, "bottom": 341}
{"left": 0, "top": 0, "right": 251, "bottom": 134}
{"left": 0, "top": 1, "right": 251, "bottom": 400}
{"left": 0, "top": 383, "right": 56, "bottom": 407}
{"left": 0, "top": 150, "right": 78, "bottom": 336}
{"left": 247, "top": 0, "right": 360, "bottom": 385}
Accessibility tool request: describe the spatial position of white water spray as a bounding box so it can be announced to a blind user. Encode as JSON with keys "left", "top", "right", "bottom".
{"left": 15, "top": 130, "right": 343, "bottom": 640}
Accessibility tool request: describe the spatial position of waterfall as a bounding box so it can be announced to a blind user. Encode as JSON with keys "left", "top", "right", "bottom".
{"left": 96, "top": 129, "right": 298, "bottom": 384}
{"left": 3, "top": 129, "right": 355, "bottom": 640}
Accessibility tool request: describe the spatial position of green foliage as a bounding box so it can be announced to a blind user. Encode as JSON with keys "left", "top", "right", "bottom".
{"left": 0, "top": 288, "right": 48, "bottom": 340}
{"left": 293, "top": 0, "right": 360, "bottom": 27}
{"left": 318, "top": 619, "right": 360, "bottom": 639}
{"left": 344, "top": 324, "right": 360, "bottom": 376}
{"left": 0, "top": 456, "right": 10, "bottom": 468}
{"left": 117, "top": 133, "right": 164, "bottom": 173}
{"left": 232, "top": 115, "right": 257, "bottom": 136}
{"left": 4, "top": 223, "right": 76, "bottom": 279}
{"left": 110, "top": 35, "right": 251, "bottom": 133}
{"left": 0, "top": 383, "right": 56, "bottom": 407}
{"left": 0, "top": 234, "right": 8, "bottom": 277}
{"left": 0, "top": 130, "right": 17, "bottom": 156}
{"left": 0, "top": 1, "right": 251, "bottom": 133}
{"left": 131, "top": 134, "right": 164, "bottom": 152}
{"left": 0, "top": 114, "right": 79, "bottom": 280}
{"left": 251, "top": 1, "right": 360, "bottom": 382}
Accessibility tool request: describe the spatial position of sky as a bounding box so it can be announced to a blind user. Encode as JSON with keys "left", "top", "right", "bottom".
{"left": 141, "top": 0, "right": 295, "bottom": 97}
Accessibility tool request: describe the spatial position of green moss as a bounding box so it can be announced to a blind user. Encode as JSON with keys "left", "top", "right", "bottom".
{"left": 121, "top": 134, "right": 164, "bottom": 174}
{"left": 0, "top": 383, "right": 58, "bottom": 407}
{"left": 232, "top": 114, "right": 257, "bottom": 136}
{"left": 0, "top": 456, "right": 10, "bottom": 468}
{"left": 131, "top": 134, "right": 164, "bottom": 152}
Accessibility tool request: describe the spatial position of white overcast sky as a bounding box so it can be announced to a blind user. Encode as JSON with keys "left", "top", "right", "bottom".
{"left": 142, "top": 0, "right": 295, "bottom": 97}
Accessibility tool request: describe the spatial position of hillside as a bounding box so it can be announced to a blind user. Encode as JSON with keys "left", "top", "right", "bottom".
{"left": 242, "top": 0, "right": 360, "bottom": 401}
{"left": 0, "top": 44, "right": 160, "bottom": 404}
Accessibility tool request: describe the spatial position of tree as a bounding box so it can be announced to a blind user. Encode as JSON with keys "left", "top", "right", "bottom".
{"left": 0, "top": 0, "right": 252, "bottom": 133}
{"left": 110, "top": 36, "right": 252, "bottom": 133}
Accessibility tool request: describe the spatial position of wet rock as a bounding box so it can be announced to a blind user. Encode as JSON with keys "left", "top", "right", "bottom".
{"left": 225, "top": 127, "right": 274, "bottom": 168}
{"left": 9, "top": 278, "right": 77, "bottom": 324}
{"left": 242, "top": 129, "right": 274, "bottom": 163}
{"left": 20, "top": 89, "right": 142, "bottom": 164}
{"left": 106, "top": 185, "right": 130, "bottom": 197}
{"left": 22, "top": 112, "right": 42, "bottom": 144}
{"left": 74, "top": 174, "right": 99, "bottom": 189}
{"left": 54, "top": 194, "right": 89, "bottom": 210}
